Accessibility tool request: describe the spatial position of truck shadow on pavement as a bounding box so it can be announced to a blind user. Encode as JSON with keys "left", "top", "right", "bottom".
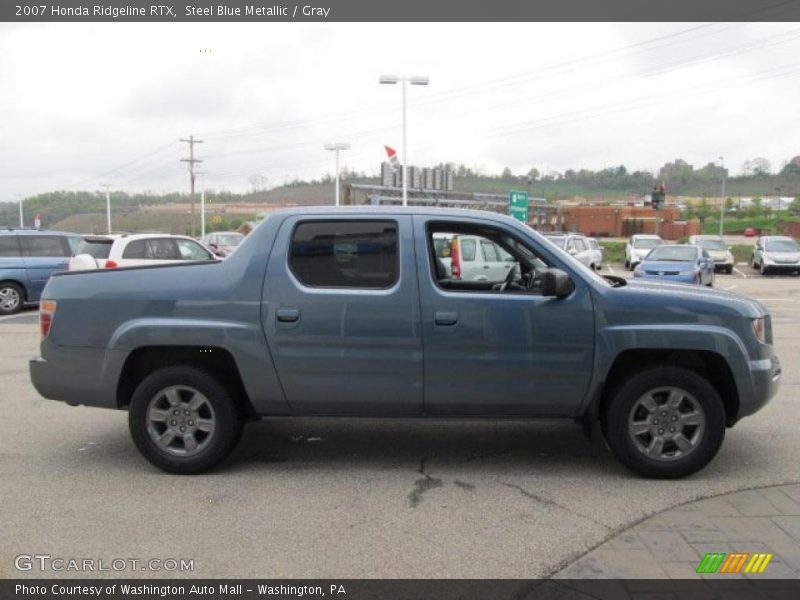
{"left": 225, "top": 417, "right": 619, "bottom": 475}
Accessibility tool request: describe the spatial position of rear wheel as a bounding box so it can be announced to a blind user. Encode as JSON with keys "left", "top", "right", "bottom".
{"left": 0, "top": 282, "right": 24, "bottom": 315}
{"left": 602, "top": 367, "right": 726, "bottom": 479}
{"left": 129, "top": 366, "right": 243, "bottom": 474}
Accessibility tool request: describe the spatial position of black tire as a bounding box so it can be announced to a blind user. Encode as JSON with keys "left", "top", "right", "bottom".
{"left": 726, "top": 266, "right": 733, "bottom": 275}
{"left": 0, "top": 281, "right": 24, "bottom": 315}
{"left": 602, "top": 367, "right": 726, "bottom": 479}
{"left": 129, "top": 366, "right": 243, "bottom": 474}
{"left": 625, "top": 259, "right": 630, "bottom": 270}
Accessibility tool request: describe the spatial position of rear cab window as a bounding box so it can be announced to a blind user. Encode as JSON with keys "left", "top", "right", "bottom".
{"left": 289, "top": 220, "right": 398, "bottom": 288}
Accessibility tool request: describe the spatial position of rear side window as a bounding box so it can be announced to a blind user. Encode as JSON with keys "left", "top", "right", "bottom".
{"left": 122, "top": 240, "right": 146, "bottom": 259}
{"left": 0, "top": 236, "right": 21, "bottom": 257}
{"left": 460, "top": 238, "right": 476, "bottom": 261}
{"left": 20, "top": 236, "right": 70, "bottom": 257}
{"left": 76, "top": 239, "right": 113, "bottom": 259}
{"left": 290, "top": 220, "right": 398, "bottom": 288}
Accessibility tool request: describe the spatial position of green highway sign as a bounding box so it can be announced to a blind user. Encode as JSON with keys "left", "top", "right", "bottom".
{"left": 509, "top": 190, "right": 529, "bottom": 222}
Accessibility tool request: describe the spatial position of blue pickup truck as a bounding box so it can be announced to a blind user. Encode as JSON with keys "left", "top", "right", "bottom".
{"left": 29, "top": 208, "right": 781, "bottom": 478}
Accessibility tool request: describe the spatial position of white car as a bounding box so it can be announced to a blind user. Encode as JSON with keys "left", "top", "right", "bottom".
{"left": 69, "top": 233, "right": 217, "bottom": 271}
{"left": 625, "top": 234, "right": 663, "bottom": 270}
{"left": 688, "top": 235, "right": 734, "bottom": 274}
{"left": 433, "top": 233, "right": 516, "bottom": 281}
{"left": 541, "top": 233, "right": 596, "bottom": 269}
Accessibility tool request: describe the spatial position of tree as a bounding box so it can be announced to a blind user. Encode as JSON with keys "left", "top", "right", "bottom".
{"left": 752, "top": 157, "right": 771, "bottom": 175}
{"left": 789, "top": 196, "right": 800, "bottom": 216}
{"left": 725, "top": 197, "right": 734, "bottom": 213}
{"left": 501, "top": 167, "right": 514, "bottom": 180}
{"left": 526, "top": 167, "right": 540, "bottom": 181}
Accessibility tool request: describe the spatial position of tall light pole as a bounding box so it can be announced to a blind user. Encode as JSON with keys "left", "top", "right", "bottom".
{"left": 719, "top": 156, "right": 726, "bottom": 236}
{"left": 101, "top": 184, "right": 112, "bottom": 233}
{"left": 17, "top": 194, "right": 23, "bottom": 228}
{"left": 198, "top": 171, "right": 206, "bottom": 238}
{"left": 379, "top": 75, "right": 429, "bottom": 206}
{"left": 324, "top": 143, "right": 350, "bottom": 206}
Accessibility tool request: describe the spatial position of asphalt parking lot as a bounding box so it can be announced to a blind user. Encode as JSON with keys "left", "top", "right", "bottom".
{"left": 1, "top": 265, "right": 798, "bottom": 579}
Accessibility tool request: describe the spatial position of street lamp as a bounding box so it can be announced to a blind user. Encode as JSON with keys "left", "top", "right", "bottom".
{"left": 379, "top": 75, "right": 430, "bottom": 206}
{"left": 101, "top": 184, "right": 112, "bottom": 233}
{"left": 17, "top": 194, "right": 23, "bottom": 228}
{"left": 324, "top": 142, "right": 350, "bottom": 206}
{"left": 718, "top": 157, "right": 726, "bottom": 236}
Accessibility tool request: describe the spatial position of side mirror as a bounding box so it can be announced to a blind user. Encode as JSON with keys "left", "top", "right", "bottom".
{"left": 541, "top": 268, "right": 574, "bottom": 298}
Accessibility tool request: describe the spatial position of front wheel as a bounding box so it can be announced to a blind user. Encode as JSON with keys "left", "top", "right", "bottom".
{"left": 129, "top": 366, "right": 243, "bottom": 474}
{"left": 760, "top": 261, "right": 769, "bottom": 276}
{"left": 602, "top": 367, "right": 726, "bottom": 479}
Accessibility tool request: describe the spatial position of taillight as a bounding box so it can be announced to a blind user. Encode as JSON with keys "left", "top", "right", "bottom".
{"left": 40, "top": 300, "right": 56, "bottom": 339}
{"left": 105, "top": 260, "right": 118, "bottom": 268}
{"left": 450, "top": 239, "right": 461, "bottom": 279}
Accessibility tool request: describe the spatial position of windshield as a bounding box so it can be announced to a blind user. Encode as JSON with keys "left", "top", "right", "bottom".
{"left": 696, "top": 239, "right": 727, "bottom": 251}
{"left": 633, "top": 238, "right": 662, "bottom": 249}
{"left": 75, "top": 239, "right": 112, "bottom": 258}
{"left": 766, "top": 239, "right": 800, "bottom": 252}
{"left": 589, "top": 239, "right": 600, "bottom": 250}
{"left": 646, "top": 246, "right": 697, "bottom": 262}
{"left": 216, "top": 234, "right": 243, "bottom": 246}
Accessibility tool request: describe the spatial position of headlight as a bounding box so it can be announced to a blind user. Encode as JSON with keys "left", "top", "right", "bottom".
{"left": 752, "top": 317, "right": 766, "bottom": 343}
{"left": 762, "top": 254, "right": 774, "bottom": 265}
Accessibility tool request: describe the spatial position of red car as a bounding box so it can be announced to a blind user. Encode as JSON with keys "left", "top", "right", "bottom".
{"left": 744, "top": 228, "right": 756, "bottom": 237}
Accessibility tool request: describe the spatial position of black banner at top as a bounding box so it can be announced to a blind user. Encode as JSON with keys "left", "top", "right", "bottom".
{"left": 4, "top": 0, "right": 800, "bottom": 22}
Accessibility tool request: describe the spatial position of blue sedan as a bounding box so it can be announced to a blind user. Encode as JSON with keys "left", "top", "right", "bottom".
{"left": 633, "top": 244, "right": 715, "bottom": 286}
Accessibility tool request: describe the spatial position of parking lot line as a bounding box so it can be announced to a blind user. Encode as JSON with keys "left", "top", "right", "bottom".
{"left": 0, "top": 312, "right": 35, "bottom": 322}
{"left": 723, "top": 285, "right": 737, "bottom": 291}
{"left": 733, "top": 267, "right": 748, "bottom": 279}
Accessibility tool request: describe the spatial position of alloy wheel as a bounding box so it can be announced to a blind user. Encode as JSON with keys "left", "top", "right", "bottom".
{"left": 146, "top": 385, "right": 216, "bottom": 457}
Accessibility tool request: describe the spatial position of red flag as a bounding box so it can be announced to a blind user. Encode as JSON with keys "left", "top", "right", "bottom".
{"left": 384, "top": 145, "right": 400, "bottom": 172}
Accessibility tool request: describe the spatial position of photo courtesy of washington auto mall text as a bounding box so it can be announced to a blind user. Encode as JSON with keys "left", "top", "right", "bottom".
{"left": 3, "top": 1, "right": 800, "bottom": 599}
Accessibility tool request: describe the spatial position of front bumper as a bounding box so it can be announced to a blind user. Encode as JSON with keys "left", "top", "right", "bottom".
{"left": 736, "top": 354, "right": 781, "bottom": 420}
{"left": 763, "top": 262, "right": 800, "bottom": 271}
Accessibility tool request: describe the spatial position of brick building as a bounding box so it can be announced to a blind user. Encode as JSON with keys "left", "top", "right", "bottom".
{"left": 559, "top": 205, "right": 700, "bottom": 240}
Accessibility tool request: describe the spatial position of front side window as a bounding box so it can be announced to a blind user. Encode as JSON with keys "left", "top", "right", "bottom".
{"left": 146, "top": 239, "right": 180, "bottom": 260}
{"left": 427, "top": 222, "right": 549, "bottom": 294}
{"left": 176, "top": 239, "right": 213, "bottom": 260}
{"left": 289, "top": 220, "right": 398, "bottom": 288}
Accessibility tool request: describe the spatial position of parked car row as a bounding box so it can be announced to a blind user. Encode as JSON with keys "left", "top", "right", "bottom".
{"left": 0, "top": 228, "right": 245, "bottom": 315}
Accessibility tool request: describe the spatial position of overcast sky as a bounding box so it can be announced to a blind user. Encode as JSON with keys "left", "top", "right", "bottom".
{"left": 2, "top": 21, "right": 800, "bottom": 200}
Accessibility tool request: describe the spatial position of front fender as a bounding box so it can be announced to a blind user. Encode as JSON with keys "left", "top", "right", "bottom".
{"left": 579, "top": 324, "right": 751, "bottom": 417}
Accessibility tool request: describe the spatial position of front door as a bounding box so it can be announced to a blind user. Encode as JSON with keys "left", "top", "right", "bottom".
{"left": 262, "top": 215, "right": 423, "bottom": 416}
{"left": 415, "top": 216, "right": 595, "bottom": 417}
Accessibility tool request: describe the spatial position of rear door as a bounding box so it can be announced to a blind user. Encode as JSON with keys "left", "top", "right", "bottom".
{"left": 19, "top": 235, "right": 71, "bottom": 301}
{"left": 261, "top": 215, "right": 423, "bottom": 416}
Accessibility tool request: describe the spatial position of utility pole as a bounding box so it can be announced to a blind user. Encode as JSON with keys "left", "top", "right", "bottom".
{"left": 101, "top": 184, "right": 112, "bottom": 233}
{"left": 17, "top": 194, "right": 23, "bottom": 228}
{"left": 198, "top": 171, "right": 206, "bottom": 239}
{"left": 719, "top": 156, "right": 726, "bottom": 237}
{"left": 180, "top": 135, "right": 203, "bottom": 237}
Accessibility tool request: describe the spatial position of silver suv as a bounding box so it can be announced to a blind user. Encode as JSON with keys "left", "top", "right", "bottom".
{"left": 751, "top": 236, "right": 800, "bottom": 275}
